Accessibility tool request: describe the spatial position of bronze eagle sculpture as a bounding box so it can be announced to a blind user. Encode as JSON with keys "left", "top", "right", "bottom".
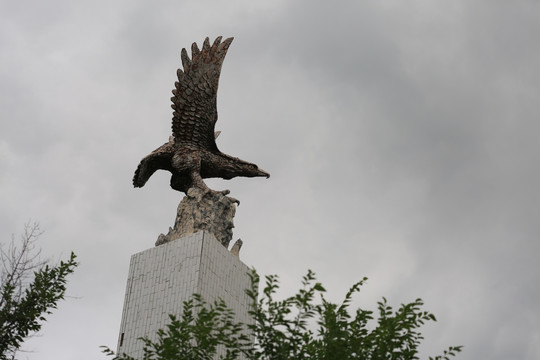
{"left": 133, "top": 36, "right": 269, "bottom": 196}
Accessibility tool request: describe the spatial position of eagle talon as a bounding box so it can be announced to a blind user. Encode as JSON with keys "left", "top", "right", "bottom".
{"left": 217, "top": 189, "right": 239, "bottom": 205}
{"left": 215, "top": 189, "right": 239, "bottom": 205}
{"left": 200, "top": 188, "right": 239, "bottom": 205}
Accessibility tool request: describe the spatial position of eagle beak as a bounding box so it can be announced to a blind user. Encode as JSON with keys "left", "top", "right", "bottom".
{"left": 258, "top": 169, "right": 270, "bottom": 178}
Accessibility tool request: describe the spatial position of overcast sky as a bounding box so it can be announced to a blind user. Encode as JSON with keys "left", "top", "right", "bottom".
{"left": 1, "top": 0, "right": 539, "bottom": 359}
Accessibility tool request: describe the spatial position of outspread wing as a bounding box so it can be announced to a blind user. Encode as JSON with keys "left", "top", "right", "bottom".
{"left": 170, "top": 36, "right": 233, "bottom": 151}
{"left": 133, "top": 141, "right": 174, "bottom": 188}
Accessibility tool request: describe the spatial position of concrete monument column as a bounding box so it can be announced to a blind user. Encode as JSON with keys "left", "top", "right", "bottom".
{"left": 116, "top": 231, "right": 251, "bottom": 359}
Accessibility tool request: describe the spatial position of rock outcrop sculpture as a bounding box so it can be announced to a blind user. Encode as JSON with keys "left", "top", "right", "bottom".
{"left": 156, "top": 187, "right": 237, "bottom": 248}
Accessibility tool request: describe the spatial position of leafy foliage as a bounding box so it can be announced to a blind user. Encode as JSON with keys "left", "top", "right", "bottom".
{"left": 246, "top": 270, "right": 462, "bottom": 360}
{"left": 0, "top": 223, "right": 78, "bottom": 360}
{"left": 102, "top": 294, "right": 251, "bottom": 360}
{"left": 105, "top": 269, "right": 462, "bottom": 360}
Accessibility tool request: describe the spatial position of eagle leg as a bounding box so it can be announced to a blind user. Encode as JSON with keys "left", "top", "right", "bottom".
{"left": 189, "top": 171, "right": 240, "bottom": 205}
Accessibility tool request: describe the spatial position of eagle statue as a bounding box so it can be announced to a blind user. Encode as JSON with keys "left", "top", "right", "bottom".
{"left": 133, "top": 36, "right": 269, "bottom": 196}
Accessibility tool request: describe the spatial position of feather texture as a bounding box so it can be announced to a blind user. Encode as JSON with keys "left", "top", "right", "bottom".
{"left": 171, "top": 36, "right": 234, "bottom": 152}
{"left": 133, "top": 140, "right": 174, "bottom": 188}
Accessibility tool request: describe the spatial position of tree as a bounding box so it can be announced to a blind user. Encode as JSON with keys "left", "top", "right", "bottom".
{"left": 0, "top": 222, "right": 78, "bottom": 360}
{"left": 104, "top": 269, "right": 462, "bottom": 360}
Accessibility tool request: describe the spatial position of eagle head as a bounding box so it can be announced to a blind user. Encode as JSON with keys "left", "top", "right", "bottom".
{"left": 219, "top": 158, "right": 270, "bottom": 180}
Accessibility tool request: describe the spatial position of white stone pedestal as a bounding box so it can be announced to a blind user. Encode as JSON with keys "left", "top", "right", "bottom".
{"left": 116, "top": 231, "right": 252, "bottom": 359}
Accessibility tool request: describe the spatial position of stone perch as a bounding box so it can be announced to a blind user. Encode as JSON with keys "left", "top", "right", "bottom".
{"left": 156, "top": 187, "right": 240, "bottom": 251}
